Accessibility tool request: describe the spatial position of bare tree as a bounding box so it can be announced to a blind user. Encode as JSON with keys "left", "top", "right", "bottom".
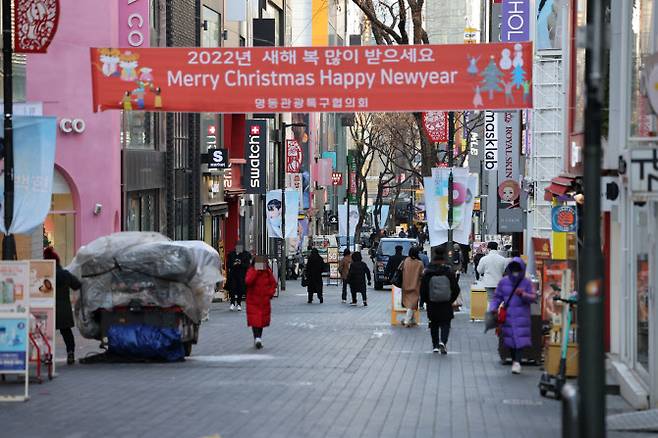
{"left": 348, "top": 113, "right": 378, "bottom": 241}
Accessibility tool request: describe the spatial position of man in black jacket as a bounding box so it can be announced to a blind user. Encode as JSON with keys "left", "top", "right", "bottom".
{"left": 226, "top": 243, "right": 251, "bottom": 311}
{"left": 420, "top": 249, "right": 460, "bottom": 354}
{"left": 384, "top": 245, "right": 405, "bottom": 283}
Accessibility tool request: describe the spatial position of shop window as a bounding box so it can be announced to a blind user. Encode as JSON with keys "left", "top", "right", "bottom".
{"left": 202, "top": 6, "right": 221, "bottom": 48}
{"left": 630, "top": 0, "right": 657, "bottom": 137}
{"left": 126, "top": 191, "right": 158, "bottom": 231}
{"left": 124, "top": 112, "right": 159, "bottom": 150}
{"left": 634, "top": 204, "right": 651, "bottom": 372}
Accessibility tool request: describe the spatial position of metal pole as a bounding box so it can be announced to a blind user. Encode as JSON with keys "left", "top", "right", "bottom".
{"left": 280, "top": 124, "right": 287, "bottom": 291}
{"left": 2, "top": 0, "right": 16, "bottom": 260}
{"left": 447, "top": 112, "right": 455, "bottom": 259}
{"left": 347, "top": 153, "right": 351, "bottom": 250}
{"left": 579, "top": 0, "right": 605, "bottom": 435}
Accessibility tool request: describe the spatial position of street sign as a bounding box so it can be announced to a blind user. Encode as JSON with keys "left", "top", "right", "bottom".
{"left": 331, "top": 172, "right": 343, "bottom": 186}
{"left": 422, "top": 111, "right": 448, "bottom": 143}
{"left": 205, "top": 148, "right": 229, "bottom": 169}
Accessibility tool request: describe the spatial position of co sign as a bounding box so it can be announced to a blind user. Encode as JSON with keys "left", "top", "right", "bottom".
{"left": 59, "top": 118, "right": 86, "bottom": 134}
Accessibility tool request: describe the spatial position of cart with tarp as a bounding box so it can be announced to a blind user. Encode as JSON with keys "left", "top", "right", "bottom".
{"left": 68, "top": 232, "right": 221, "bottom": 362}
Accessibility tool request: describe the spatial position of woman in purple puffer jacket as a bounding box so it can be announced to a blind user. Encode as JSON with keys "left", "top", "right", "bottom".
{"left": 489, "top": 257, "right": 536, "bottom": 374}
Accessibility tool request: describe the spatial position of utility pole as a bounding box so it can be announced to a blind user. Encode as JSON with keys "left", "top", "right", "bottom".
{"left": 579, "top": 0, "right": 605, "bottom": 435}
{"left": 2, "top": 0, "right": 16, "bottom": 260}
{"left": 447, "top": 111, "right": 455, "bottom": 259}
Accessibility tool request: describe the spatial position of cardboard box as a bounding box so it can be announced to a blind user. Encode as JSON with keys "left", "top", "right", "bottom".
{"left": 545, "top": 343, "right": 579, "bottom": 377}
{"left": 470, "top": 287, "right": 488, "bottom": 321}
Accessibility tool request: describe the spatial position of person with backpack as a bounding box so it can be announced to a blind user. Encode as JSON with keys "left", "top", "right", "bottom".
{"left": 420, "top": 248, "right": 460, "bottom": 354}
{"left": 346, "top": 251, "right": 371, "bottom": 306}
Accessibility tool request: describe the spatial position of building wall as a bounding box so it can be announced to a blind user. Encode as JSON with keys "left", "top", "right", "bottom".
{"left": 27, "top": 0, "right": 122, "bottom": 254}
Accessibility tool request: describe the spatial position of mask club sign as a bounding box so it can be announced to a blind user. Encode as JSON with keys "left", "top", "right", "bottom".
{"left": 244, "top": 120, "right": 267, "bottom": 194}
{"left": 90, "top": 43, "right": 534, "bottom": 114}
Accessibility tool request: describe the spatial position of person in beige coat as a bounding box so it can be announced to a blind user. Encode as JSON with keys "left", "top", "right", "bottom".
{"left": 338, "top": 249, "right": 352, "bottom": 303}
{"left": 401, "top": 246, "right": 425, "bottom": 326}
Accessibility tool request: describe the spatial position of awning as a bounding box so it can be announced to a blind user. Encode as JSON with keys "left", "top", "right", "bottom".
{"left": 544, "top": 175, "right": 577, "bottom": 201}
{"left": 202, "top": 202, "right": 229, "bottom": 216}
{"left": 224, "top": 188, "right": 246, "bottom": 198}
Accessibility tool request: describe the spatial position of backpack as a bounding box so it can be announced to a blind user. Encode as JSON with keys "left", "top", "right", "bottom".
{"left": 428, "top": 274, "right": 452, "bottom": 303}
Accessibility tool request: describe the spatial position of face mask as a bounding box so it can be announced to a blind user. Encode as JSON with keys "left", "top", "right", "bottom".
{"left": 510, "top": 271, "right": 521, "bottom": 278}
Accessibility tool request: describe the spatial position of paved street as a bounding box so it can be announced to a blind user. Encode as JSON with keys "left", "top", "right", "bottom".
{"left": 0, "top": 271, "right": 577, "bottom": 438}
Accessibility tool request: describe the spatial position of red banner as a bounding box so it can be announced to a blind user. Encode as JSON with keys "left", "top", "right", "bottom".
{"left": 422, "top": 111, "right": 449, "bottom": 142}
{"left": 14, "top": 0, "right": 60, "bottom": 53}
{"left": 286, "top": 139, "right": 303, "bottom": 173}
{"left": 90, "top": 43, "right": 533, "bottom": 113}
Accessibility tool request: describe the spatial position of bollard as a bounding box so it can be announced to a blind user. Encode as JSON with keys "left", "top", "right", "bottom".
{"left": 561, "top": 383, "right": 579, "bottom": 438}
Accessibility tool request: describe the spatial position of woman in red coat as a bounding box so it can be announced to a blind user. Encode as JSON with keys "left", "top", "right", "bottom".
{"left": 245, "top": 257, "right": 277, "bottom": 349}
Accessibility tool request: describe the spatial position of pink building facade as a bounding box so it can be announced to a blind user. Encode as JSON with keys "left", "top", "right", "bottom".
{"left": 27, "top": 0, "right": 121, "bottom": 264}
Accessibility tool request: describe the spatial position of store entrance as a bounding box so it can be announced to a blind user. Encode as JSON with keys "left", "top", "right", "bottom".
{"left": 44, "top": 170, "right": 76, "bottom": 266}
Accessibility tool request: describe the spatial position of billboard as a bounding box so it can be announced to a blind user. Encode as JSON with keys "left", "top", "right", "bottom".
{"left": 90, "top": 43, "right": 534, "bottom": 113}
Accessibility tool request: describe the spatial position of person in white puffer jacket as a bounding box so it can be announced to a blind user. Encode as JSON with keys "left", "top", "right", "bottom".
{"left": 476, "top": 242, "right": 509, "bottom": 303}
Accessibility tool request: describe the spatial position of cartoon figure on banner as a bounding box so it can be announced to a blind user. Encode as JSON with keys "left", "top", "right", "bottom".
{"left": 99, "top": 48, "right": 121, "bottom": 77}
{"left": 499, "top": 48, "right": 513, "bottom": 70}
{"left": 119, "top": 51, "right": 139, "bottom": 82}
{"left": 139, "top": 67, "right": 153, "bottom": 83}
{"left": 473, "top": 86, "right": 483, "bottom": 107}
{"left": 133, "top": 84, "right": 146, "bottom": 110}
{"left": 522, "top": 81, "right": 531, "bottom": 103}
{"left": 154, "top": 87, "right": 163, "bottom": 108}
{"left": 121, "top": 91, "right": 133, "bottom": 111}
{"left": 467, "top": 55, "right": 480, "bottom": 75}
{"left": 503, "top": 81, "right": 514, "bottom": 104}
{"left": 498, "top": 179, "right": 521, "bottom": 209}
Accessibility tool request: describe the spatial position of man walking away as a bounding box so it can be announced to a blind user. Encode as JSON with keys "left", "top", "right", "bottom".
{"left": 476, "top": 242, "right": 508, "bottom": 304}
{"left": 420, "top": 249, "right": 460, "bottom": 354}
{"left": 385, "top": 245, "right": 405, "bottom": 283}
{"left": 347, "top": 252, "right": 371, "bottom": 306}
{"left": 338, "top": 249, "right": 352, "bottom": 303}
{"left": 226, "top": 243, "right": 251, "bottom": 311}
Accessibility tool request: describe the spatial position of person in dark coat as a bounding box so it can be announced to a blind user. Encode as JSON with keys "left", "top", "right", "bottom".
{"left": 384, "top": 245, "right": 405, "bottom": 282}
{"left": 226, "top": 243, "right": 251, "bottom": 311}
{"left": 43, "top": 247, "right": 81, "bottom": 365}
{"left": 489, "top": 257, "right": 536, "bottom": 374}
{"left": 420, "top": 249, "right": 460, "bottom": 354}
{"left": 346, "top": 251, "right": 371, "bottom": 306}
{"left": 245, "top": 257, "right": 277, "bottom": 349}
{"left": 305, "top": 248, "right": 326, "bottom": 303}
{"left": 460, "top": 243, "right": 471, "bottom": 274}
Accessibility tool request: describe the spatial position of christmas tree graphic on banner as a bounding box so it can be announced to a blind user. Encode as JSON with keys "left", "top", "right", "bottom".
{"left": 480, "top": 56, "right": 503, "bottom": 100}
{"left": 512, "top": 64, "right": 526, "bottom": 89}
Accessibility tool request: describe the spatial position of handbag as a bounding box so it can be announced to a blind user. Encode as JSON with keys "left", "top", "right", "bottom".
{"left": 452, "top": 293, "right": 464, "bottom": 310}
{"left": 496, "top": 277, "right": 524, "bottom": 325}
{"left": 301, "top": 268, "right": 308, "bottom": 287}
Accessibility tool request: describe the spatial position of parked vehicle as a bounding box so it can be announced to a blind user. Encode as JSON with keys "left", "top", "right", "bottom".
{"left": 372, "top": 238, "right": 418, "bottom": 290}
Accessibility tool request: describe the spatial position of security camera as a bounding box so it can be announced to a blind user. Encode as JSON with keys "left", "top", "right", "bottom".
{"left": 93, "top": 203, "right": 102, "bottom": 215}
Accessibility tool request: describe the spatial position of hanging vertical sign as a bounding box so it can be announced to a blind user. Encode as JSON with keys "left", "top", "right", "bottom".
{"left": 484, "top": 111, "right": 499, "bottom": 171}
{"left": 497, "top": 111, "right": 523, "bottom": 232}
{"left": 422, "top": 112, "right": 448, "bottom": 143}
{"left": 14, "top": 0, "right": 60, "bottom": 53}
{"left": 501, "top": 0, "right": 530, "bottom": 42}
{"left": 243, "top": 120, "right": 267, "bottom": 194}
{"left": 347, "top": 151, "right": 358, "bottom": 203}
{"left": 286, "top": 139, "right": 303, "bottom": 173}
{"left": 119, "top": 0, "right": 150, "bottom": 48}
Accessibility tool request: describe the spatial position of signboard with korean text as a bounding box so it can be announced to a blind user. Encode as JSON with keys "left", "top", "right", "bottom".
{"left": 91, "top": 43, "right": 534, "bottom": 114}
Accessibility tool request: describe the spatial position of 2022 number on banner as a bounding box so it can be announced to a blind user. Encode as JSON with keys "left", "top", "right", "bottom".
{"left": 91, "top": 43, "right": 533, "bottom": 114}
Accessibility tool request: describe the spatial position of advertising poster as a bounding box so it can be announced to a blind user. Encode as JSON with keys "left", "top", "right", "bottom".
{"left": 28, "top": 260, "right": 56, "bottom": 366}
{"left": 265, "top": 189, "right": 300, "bottom": 238}
{"left": 338, "top": 204, "right": 359, "bottom": 239}
{"left": 0, "top": 317, "right": 29, "bottom": 372}
{"left": 497, "top": 111, "right": 524, "bottom": 233}
{"left": 541, "top": 260, "right": 576, "bottom": 324}
{"left": 0, "top": 116, "right": 57, "bottom": 235}
{"left": 285, "top": 173, "right": 304, "bottom": 210}
{"left": 291, "top": 113, "right": 311, "bottom": 209}
{"left": 90, "top": 43, "right": 534, "bottom": 114}
{"left": 0, "top": 261, "right": 30, "bottom": 313}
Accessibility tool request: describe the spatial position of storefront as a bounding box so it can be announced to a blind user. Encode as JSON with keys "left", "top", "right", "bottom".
{"left": 608, "top": 0, "right": 658, "bottom": 408}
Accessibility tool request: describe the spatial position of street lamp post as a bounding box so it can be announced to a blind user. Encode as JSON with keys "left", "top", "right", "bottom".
{"left": 279, "top": 122, "right": 306, "bottom": 291}
{"left": 447, "top": 112, "right": 455, "bottom": 260}
{"left": 2, "top": 0, "right": 16, "bottom": 260}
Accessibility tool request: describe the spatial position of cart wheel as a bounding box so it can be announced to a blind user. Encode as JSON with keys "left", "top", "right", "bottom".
{"left": 539, "top": 388, "right": 547, "bottom": 397}
{"left": 183, "top": 342, "right": 193, "bottom": 357}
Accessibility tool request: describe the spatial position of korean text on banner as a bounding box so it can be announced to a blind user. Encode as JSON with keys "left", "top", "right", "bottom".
{"left": 0, "top": 117, "right": 57, "bottom": 235}
{"left": 90, "top": 43, "right": 534, "bottom": 114}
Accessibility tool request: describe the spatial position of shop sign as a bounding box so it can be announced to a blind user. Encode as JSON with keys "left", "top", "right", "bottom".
{"left": 205, "top": 148, "right": 229, "bottom": 169}
{"left": 243, "top": 120, "right": 267, "bottom": 194}
{"left": 90, "top": 43, "right": 534, "bottom": 114}
{"left": 331, "top": 172, "right": 343, "bottom": 186}
{"left": 629, "top": 149, "right": 658, "bottom": 196}
{"left": 532, "top": 237, "right": 551, "bottom": 259}
{"left": 59, "top": 118, "right": 86, "bottom": 134}
{"left": 120, "top": 0, "right": 150, "bottom": 48}
{"left": 14, "top": 0, "right": 60, "bottom": 53}
{"left": 501, "top": 0, "right": 530, "bottom": 42}
{"left": 286, "top": 139, "right": 303, "bottom": 173}
{"left": 497, "top": 111, "right": 523, "bottom": 233}
{"left": 551, "top": 205, "right": 577, "bottom": 232}
{"left": 484, "top": 111, "right": 498, "bottom": 171}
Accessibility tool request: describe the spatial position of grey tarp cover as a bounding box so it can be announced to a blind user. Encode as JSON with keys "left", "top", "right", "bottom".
{"left": 67, "top": 232, "right": 222, "bottom": 339}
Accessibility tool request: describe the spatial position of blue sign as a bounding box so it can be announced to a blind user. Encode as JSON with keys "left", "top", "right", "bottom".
{"left": 0, "top": 317, "right": 28, "bottom": 371}
{"left": 0, "top": 116, "right": 57, "bottom": 234}
{"left": 551, "top": 206, "right": 577, "bottom": 233}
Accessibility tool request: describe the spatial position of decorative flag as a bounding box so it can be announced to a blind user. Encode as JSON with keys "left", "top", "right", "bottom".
{"left": 14, "top": 0, "right": 60, "bottom": 53}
